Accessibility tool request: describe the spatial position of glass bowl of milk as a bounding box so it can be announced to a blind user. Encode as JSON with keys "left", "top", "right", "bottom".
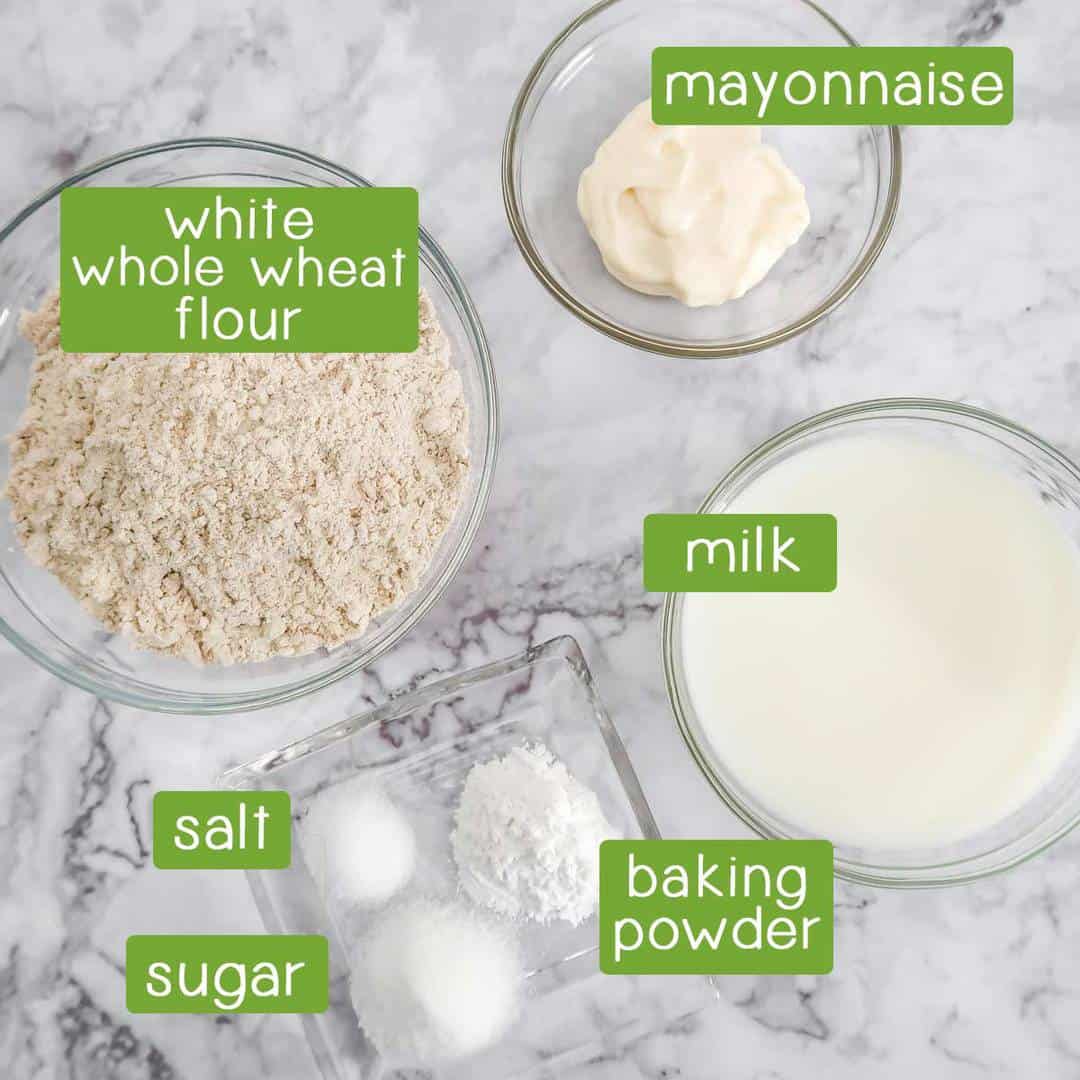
{"left": 664, "top": 399, "right": 1080, "bottom": 886}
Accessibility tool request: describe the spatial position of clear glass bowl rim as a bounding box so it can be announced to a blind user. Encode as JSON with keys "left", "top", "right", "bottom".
{"left": 0, "top": 136, "right": 500, "bottom": 714}
{"left": 662, "top": 397, "right": 1080, "bottom": 887}
{"left": 501, "top": 0, "right": 903, "bottom": 359}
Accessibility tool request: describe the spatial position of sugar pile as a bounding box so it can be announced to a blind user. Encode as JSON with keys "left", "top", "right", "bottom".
{"left": 349, "top": 898, "right": 520, "bottom": 1063}
{"left": 451, "top": 742, "right": 615, "bottom": 925}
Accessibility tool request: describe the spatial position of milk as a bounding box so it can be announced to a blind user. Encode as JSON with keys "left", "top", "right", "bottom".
{"left": 681, "top": 434, "right": 1080, "bottom": 849}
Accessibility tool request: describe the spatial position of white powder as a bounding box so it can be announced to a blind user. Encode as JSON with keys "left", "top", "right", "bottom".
{"left": 451, "top": 742, "right": 615, "bottom": 925}
{"left": 301, "top": 781, "right": 415, "bottom": 907}
{"left": 4, "top": 291, "right": 469, "bottom": 664}
{"left": 349, "top": 897, "right": 520, "bottom": 1063}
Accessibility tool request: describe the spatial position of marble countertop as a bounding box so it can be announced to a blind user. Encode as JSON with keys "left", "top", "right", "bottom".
{"left": 3, "top": 0, "right": 1080, "bottom": 1076}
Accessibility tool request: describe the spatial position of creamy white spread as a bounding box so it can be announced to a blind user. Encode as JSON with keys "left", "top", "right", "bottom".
{"left": 577, "top": 101, "right": 810, "bottom": 307}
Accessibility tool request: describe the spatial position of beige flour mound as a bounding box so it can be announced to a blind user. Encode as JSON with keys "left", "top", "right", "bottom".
{"left": 5, "top": 292, "right": 470, "bottom": 665}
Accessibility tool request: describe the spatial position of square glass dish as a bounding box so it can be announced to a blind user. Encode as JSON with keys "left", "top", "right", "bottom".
{"left": 223, "top": 636, "right": 716, "bottom": 1079}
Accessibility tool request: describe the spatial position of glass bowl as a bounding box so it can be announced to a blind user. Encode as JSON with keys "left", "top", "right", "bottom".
{"left": 502, "top": 0, "right": 902, "bottom": 358}
{"left": 0, "top": 138, "right": 498, "bottom": 714}
{"left": 663, "top": 399, "right": 1080, "bottom": 887}
{"left": 224, "top": 636, "right": 716, "bottom": 1079}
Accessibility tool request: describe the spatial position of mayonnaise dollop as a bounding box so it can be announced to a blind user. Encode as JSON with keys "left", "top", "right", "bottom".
{"left": 577, "top": 101, "right": 810, "bottom": 307}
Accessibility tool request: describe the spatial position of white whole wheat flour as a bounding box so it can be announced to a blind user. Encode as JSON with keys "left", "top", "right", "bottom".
{"left": 4, "top": 292, "right": 469, "bottom": 664}
{"left": 451, "top": 742, "right": 615, "bottom": 925}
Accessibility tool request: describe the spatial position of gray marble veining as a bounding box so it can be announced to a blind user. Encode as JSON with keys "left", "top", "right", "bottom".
{"left": 2, "top": 0, "right": 1080, "bottom": 1076}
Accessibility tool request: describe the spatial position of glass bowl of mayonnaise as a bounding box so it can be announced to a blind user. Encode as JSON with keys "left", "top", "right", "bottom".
{"left": 502, "top": 0, "right": 902, "bottom": 358}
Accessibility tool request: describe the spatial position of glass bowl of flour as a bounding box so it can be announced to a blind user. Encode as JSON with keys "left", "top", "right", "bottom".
{"left": 0, "top": 139, "right": 498, "bottom": 713}
{"left": 502, "top": 0, "right": 902, "bottom": 357}
{"left": 664, "top": 399, "right": 1080, "bottom": 886}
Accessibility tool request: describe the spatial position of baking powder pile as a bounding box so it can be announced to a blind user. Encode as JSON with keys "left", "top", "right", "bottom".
{"left": 451, "top": 742, "right": 615, "bottom": 925}
{"left": 5, "top": 292, "right": 469, "bottom": 664}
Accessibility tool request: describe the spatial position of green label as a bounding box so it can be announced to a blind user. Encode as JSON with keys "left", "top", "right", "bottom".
{"left": 643, "top": 514, "right": 836, "bottom": 592}
{"left": 599, "top": 840, "right": 833, "bottom": 975}
{"left": 60, "top": 187, "right": 418, "bottom": 352}
{"left": 126, "top": 935, "right": 328, "bottom": 1013}
{"left": 152, "top": 791, "right": 291, "bottom": 869}
{"left": 652, "top": 47, "right": 1013, "bottom": 125}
